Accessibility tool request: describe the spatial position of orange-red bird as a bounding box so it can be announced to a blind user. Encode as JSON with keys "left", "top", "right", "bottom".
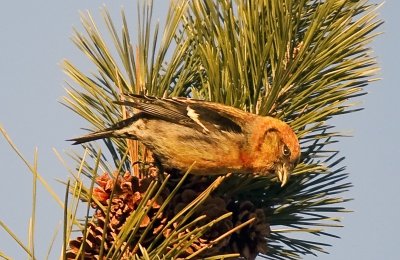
{"left": 69, "top": 94, "right": 300, "bottom": 186}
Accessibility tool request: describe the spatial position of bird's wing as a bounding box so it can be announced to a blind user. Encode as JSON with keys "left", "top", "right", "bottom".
{"left": 115, "top": 94, "right": 245, "bottom": 134}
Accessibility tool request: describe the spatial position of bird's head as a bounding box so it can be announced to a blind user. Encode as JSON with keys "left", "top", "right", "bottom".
{"left": 248, "top": 117, "right": 301, "bottom": 186}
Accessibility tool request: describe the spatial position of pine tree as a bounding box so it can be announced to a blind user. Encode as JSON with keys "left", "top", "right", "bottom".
{"left": 61, "top": 0, "right": 381, "bottom": 259}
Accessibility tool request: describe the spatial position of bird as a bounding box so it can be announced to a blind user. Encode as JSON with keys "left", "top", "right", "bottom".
{"left": 68, "top": 94, "right": 301, "bottom": 186}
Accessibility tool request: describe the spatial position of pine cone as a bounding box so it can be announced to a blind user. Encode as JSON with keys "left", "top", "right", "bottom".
{"left": 223, "top": 200, "right": 271, "bottom": 260}
{"left": 67, "top": 169, "right": 270, "bottom": 259}
{"left": 164, "top": 187, "right": 233, "bottom": 258}
{"left": 66, "top": 171, "right": 169, "bottom": 259}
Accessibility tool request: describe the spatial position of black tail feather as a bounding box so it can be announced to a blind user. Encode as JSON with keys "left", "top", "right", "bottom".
{"left": 68, "top": 114, "right": 143, "bottom": 145}
{"left": 67, "top": 129, "right": 115, "bottom": 145}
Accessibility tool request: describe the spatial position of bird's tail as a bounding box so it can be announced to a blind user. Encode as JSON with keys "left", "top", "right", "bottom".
{"left": 67, "top": 129, "right": 116, "bottom": 145}
{"left": 68, "top": 112, "right": 142, "bottom": 145}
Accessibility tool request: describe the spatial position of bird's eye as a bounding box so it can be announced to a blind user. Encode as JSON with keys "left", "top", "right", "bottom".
{"left": 283, "top": 144, "right": 291, "bottom": 157}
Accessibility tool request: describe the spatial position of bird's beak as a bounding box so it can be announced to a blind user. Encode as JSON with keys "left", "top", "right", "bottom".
{"left": 276, "top": 163, "right": 291, "bottom": 187}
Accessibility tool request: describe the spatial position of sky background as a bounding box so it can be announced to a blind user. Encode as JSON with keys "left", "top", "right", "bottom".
{"left": 0, "top": 1, "right": 398, "bottom": 259}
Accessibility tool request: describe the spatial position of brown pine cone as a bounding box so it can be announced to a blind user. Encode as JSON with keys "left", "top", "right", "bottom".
{"left": 66, "top": 171, "right": 169, "bottom": 259}
{"left": 224, "top": 200, "right": 271, "bottom": 260}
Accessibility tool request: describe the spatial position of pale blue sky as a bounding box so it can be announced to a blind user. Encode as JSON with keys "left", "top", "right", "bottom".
{"left": 0, "top": 1, "right": 398, "bottom": 259}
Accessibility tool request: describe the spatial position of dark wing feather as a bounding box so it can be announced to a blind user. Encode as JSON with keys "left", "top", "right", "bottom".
{"left": 116, "top": 94, "right": 244, "bottom": 134}
{"left": 182, "top": 103, "right": 243, "bottom": 133}
{"left": 114, "top": 100, "right": 188, "bottom": 123}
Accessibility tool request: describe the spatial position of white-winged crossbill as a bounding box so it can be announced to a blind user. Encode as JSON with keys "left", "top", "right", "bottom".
{"left": 69, "top": 94, "right": 300, "bottom": 186}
